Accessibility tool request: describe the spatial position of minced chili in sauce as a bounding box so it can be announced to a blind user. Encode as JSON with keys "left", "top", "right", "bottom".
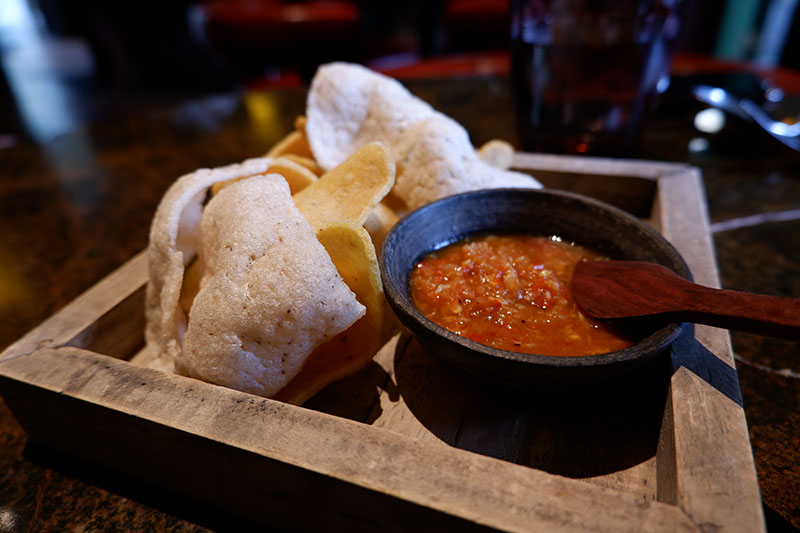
{"left": 409, "top": 234, "right": 635, "bottom": 357}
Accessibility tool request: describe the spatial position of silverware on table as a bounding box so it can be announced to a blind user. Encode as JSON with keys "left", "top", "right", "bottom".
{"left": 693, "top": 84, "right": 800, "bottom": 151}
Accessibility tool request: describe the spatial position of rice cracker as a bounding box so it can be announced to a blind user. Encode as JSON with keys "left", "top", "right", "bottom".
{"left": 305, "top": 62, "right": 542, "bottom": 210}
{"left": 146, "top": 157, "right": 288, "bottom": 372}
{"left": 177, "top": 175, "right": 365, "bottom": 397}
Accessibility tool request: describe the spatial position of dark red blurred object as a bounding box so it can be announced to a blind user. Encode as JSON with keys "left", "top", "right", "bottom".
{"left": 444, "top": 0, "right": 510, "bottom": 52}
{"left": 198, "top": 0, "right": 361, "bottom": 78}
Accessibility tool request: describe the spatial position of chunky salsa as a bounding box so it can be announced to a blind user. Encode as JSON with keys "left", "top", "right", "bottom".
{"left": 409, "top": 234, "right": 635, "bottom": 357}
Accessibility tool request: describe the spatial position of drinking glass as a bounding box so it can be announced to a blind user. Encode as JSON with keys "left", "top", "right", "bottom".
{"left": 510, "top": 0, "right": 685, "bottom": 155}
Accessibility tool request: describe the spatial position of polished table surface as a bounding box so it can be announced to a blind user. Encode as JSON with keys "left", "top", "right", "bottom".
{"left": 0, "top": 74, "right": 798, "bottom": 531}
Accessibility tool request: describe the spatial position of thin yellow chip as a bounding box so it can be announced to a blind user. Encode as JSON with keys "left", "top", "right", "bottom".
{"left": 266, "top": 129, "right": 314, "bottom": 159}
{"left": 280, "top": 154, "right": 325, "bottom": 176}
{"left": 274, "top": 221, "right": 397, "bottom": 404}
{"left": 293, "top": 141, "right": 395, "bottom": 231}
{"left": 179, "top": 256, "right": 203, "bottom": 316}
{"left": 363, "top": 202, "right": 399, "bottom": 250}
{"left": 210, "top": 158, "right": 317, "bottom": 197}
{"left": 266, "top": 158, "right": 318, "bottom": 191}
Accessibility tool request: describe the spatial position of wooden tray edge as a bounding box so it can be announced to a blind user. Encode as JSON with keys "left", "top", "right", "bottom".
{"left": 0, "top": 154, "right": 764, "bottom": 531}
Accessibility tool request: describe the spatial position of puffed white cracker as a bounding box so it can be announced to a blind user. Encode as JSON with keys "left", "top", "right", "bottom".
{"left": 177, "top": 175, "right": 365, "bottom": 397}
{"left": 305, "top": 62, "right": 542, "bottom": 210}
{"left": 477, "top": 139, "right": 515, "bottom": 170}
{"left": 146, "top": 157, "right": 282, "bottom": 372}
{"left": 306, "top": 62, "right": 434, "bottom": 171}
{"left": 392, "top": 115, "right": 538, "bottom": 210}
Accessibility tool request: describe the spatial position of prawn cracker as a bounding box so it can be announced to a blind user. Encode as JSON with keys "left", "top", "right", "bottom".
{"left": 177, "top": 175, "right": 365, "bottom": 398}
{"left": 305, "top": 62, "right": 433, "bottom": 171}
{"left": 146, "top": 157, "right": 288, "bottom": 372}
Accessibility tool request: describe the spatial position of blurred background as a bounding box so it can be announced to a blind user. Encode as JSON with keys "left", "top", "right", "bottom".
{"left": 0, "top": 0, "right": 799, "bottom": 144}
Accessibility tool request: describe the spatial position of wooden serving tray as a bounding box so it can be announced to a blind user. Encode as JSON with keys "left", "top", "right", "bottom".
{"left": 0, "top": 154, "right": 764, "bottom": 531}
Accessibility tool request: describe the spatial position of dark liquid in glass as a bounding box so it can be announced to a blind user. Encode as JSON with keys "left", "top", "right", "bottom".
{"left": 510, "top": 0, "right": 683, "bottom": 155}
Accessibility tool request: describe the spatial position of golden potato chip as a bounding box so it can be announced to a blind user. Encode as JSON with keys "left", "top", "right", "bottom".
{"left": 477, "top": 139, "right": 515, "bottom": 170}
{"left": 274, "top": 221, "right": 397, "bottom": 404}
{"left": 293, "top": 141, "right": 395, "bottom": 231}
{"left": 210, "top": 158, "right": 317, "bottom": 196}
{"left": 363, "top": 202, "right": 399, "bottom": 250}
{"left": 179, "top": 257, "right": 203, "bottom": 316}
{"left": 280, "top": 154, "right": 325, "bottom": 176}
{"left": 266, "top": 129, "right": 314, "bottom": 159}
{"left": 266, "top": 158, "right": 318, "bottom": 191}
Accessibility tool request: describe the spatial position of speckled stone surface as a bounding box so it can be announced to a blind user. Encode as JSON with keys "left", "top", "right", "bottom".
{"left": 1, "top": 77, "right": 798, "bottom": 531}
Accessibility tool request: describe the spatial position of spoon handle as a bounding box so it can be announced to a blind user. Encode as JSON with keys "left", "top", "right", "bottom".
{"left": 670, "top": 281, "right": 800, "bottom": 340}
{"left": 573, "top": 261, "right": 800, "bottom": 340}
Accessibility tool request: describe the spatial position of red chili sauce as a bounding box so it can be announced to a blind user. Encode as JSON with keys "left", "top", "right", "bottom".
{"left": 409, "top": 234, "right": 635, "bottom": 357}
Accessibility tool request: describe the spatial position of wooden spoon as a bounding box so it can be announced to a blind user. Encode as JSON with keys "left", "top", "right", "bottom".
{"left": 572, "top": 260, "right": 800, "bottom": 340}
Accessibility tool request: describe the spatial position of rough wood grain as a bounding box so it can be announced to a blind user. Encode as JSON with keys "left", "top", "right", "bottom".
{"left": 582, "top": 458, "right": 657, "bottom": 503}
{"left": 0, "top": 154, "right": 765, "bottom": 531}
{"left": 655, "top": 169, "right": 718, "bottom": 290}
{"left": 658, "top": 335, "right": 765, "bottom": 532}
{"left": 0, "top": 346, "right": 697, "bottom": 532}
{"left": 655, "top": 169, "right": 765, "bottom": 531}
{"left": 512, "top": 152, "right": 691, "bottom": 179}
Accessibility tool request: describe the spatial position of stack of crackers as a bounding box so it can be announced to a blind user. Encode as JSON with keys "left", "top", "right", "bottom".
{"left": 145, "top": 63, "right": 541, "bottom": 404}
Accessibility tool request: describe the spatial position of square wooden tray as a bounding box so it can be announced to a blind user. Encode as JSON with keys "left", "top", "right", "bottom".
{"left": 0, "top": 153, "right": 764, "bottom": 531}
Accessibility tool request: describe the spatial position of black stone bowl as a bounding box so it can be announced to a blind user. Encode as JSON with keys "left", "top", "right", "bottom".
{"left": 379, "top": 188, "right": 692, "bottom": 389}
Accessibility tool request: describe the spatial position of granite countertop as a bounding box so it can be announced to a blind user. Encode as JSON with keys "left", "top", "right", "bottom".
{"left": 0, "top": 77, "right": 798, "bottom": 531}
